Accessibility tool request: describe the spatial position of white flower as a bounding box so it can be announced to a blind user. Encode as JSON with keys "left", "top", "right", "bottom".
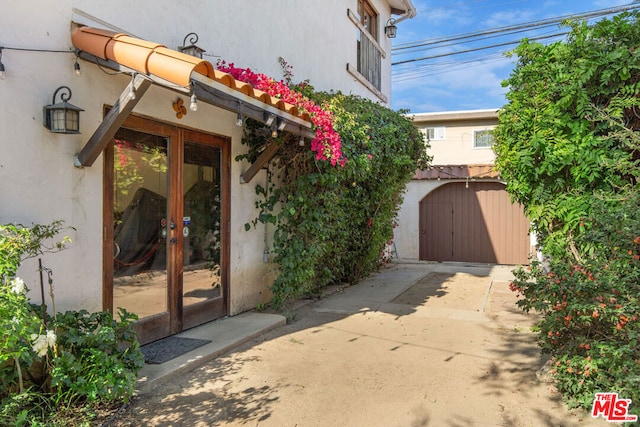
{"left": 10, "top": 277, "right": 25, "bottom": 294}
{"left": 30, "top": 331, "right": 55, "bottom": 357}
{"left": 45, "top": 330, "right": 57, "bottom": 347}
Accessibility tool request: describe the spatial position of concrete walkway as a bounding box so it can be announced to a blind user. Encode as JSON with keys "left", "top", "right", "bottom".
{"left": 119, "top": 261, "right": 609, "bottom": 426}
{"left": 136, "top": 312, "right": 287, "bottom": 393}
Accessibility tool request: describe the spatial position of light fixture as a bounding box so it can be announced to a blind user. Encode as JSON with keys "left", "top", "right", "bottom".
{"left": 384, "top": 18, "right": 397, "bottom": 38}
{"left": 0, "top": 48, "right": 5, "bottom": 80}
{"left": 190, "top": 93, "right": 198, "bottom": 111}
{"left": 276, "top": 118, "right": 286, "bottom": 132}
{"left": 236, "top": 112, "right": 243, "bottom": 127}
{"left": 128, "top": 73, "right": 136, "bottom": 100}
{"left": 299, "top": 137, "right": 305, "bottom": 146}
{"left": 74, "top": 54, "right": 81, "bottom": 77}
{"left": 264, "top": 112, "right": 276, "bottom": 127}
{"left": 271, "top": 126, "right": 278, "bottom": 138}
{"left": 178, "top": 32, "right": 205, "bottom": 59}
{"left": 43, "top": 86, "right": 84, "bottom": 134}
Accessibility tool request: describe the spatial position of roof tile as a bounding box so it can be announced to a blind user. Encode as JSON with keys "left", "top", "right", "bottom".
{"left": 414, "top": 164, "right": 500, "bottom": 180}
{"left": 71, "top": 26, "right": 309, "bottom": 123}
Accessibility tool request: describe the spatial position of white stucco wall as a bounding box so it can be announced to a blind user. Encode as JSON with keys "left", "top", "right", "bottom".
{"left": 70, "top": 0, "right": 396, "bottom": 104}
{"left": 424, "top": 121, "right": 497, "bottom": 165}
{"left": 0, "top": 2, "right": 98, "bottom": 310}
{"left": 1, "top": 0, "right": 401, "bottom": 315}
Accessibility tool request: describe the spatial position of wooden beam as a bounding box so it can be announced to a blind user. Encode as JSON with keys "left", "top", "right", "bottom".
{"left": 240, "top": 141, "right": 283, "bottom": 184}
{"left": 74, "top": 74, "right": 152, "bottom": 167}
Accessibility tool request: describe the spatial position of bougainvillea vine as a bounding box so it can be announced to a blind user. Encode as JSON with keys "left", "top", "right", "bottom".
{"left": 217, "top": 60, "right": 344, "bottom": 166}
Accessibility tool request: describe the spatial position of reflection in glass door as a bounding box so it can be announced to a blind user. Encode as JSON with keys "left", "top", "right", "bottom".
{"left": 105, "top": 117, "right": 229, "bottom": 345}
{"left": 182, "top": 141, "right": 222, "bottom": 314}
{"left": 112, "top": 128, "right": 169, "bottom": 320}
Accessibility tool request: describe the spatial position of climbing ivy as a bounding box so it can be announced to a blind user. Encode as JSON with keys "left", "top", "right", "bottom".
{"left": 241, "top": 87, "right": 429, "bottom": 308}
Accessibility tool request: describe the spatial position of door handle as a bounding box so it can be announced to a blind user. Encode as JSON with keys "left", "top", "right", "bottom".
{"left": 421, "top": 230, "right": 426, "bottom": 234}
{"left": 170, "top": 237, "right": 178, "bottom": 244}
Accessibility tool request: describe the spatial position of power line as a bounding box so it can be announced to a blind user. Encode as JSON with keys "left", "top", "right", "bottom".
{"left": 392, "top": 53, "right": 513, "bottom": 83}
{"left": 392, "top": 30, "right": 570, "bottom": 66}
{"left": 394, "top": 21, "right": 562, "bottom": 57}
{"left": 392, "top": 3, "right": 640, "bottom": 53}
{"left": 390, "top": 30, "right": 568, "bottom": 82}
{"left": 389, "top": 2, "right": 640, "bottom": 81}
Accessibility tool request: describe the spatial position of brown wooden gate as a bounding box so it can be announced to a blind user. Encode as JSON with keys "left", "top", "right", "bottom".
{"left": 419, "top": 182, "right": 530, "bottom": 265}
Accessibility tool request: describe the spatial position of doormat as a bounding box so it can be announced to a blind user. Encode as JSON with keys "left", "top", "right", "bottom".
{"left": 141, "top": 336, "right": 211, "bottom": 364}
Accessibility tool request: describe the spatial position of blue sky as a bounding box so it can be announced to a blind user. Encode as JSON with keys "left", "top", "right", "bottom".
{"left": 390, "top": 0, "right": 637, "bottom": 113}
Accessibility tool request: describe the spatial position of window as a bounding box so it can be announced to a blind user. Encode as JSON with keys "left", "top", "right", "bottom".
{"left": 474, "top": 129, "right": 495, "bottom": 148}
{"left": 422, "top": 126, "right": 446, "bottom": 141}
{"left": 356, "top": 0, "right": 381, "bottom": 90}
{"left": 358, "top": 0, "right": 378, "bottom": 40}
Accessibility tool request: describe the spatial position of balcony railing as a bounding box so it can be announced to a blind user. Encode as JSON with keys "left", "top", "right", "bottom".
{"left": 347, "top": 8, "right": 388, "bottom": 102}
{"left": 357, "top": 31, "right": 382, "bottom": 90}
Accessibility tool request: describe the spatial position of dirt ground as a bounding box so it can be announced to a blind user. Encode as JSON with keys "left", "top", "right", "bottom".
{"left": 105, "top": 265, "right": 610, "bottom": 427}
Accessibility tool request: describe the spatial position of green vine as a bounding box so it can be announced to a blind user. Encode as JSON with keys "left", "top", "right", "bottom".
{"left": 240, "top": 75, "right": 429, "bottom": 308}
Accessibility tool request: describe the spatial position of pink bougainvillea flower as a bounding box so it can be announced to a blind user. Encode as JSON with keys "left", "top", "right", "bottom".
{"left": 217, "top": 60, "right": 344, "bottom": 166}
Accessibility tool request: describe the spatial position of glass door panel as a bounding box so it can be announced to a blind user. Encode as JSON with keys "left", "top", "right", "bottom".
{"left": 182, "top": 141, "right": 223, "bottom": 310}
{"left": 112, "top": 128, "right": 169, "bottom": 320}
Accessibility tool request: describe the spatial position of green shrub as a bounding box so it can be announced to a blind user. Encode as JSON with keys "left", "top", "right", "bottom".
{"left": 494, "top": 12, "right": 640, "bottom": 258}
{"left": 242, "top": 90, "right": 429, "bottom": 308}
{"left": 510, "top": 191, "right": 640, "bottom": 414}
{"left": 495, "top": 12, "right": 640, "bottom": 413}
{"left": 51, "top": 308, "right": 144, "bottom": 406}
{"left": 0, "top": 222, "right": 144, "bottom": 425}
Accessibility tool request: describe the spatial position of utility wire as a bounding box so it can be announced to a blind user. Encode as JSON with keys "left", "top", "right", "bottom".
{"left": 392, "top": 53, "right": 510, "bottom": 82}
{"left": 394, "top": 21, "right": 562, "bottom": 56}
{"left": 0, "top": 46, "right": 74, "bottom": 54}
{"left": 390, "top": 2, "right": 640, "bottom": 79}
{"left": 392, "top": 3, "right": 640, "bottom": 52}
{"left": 393, "top": 59, "right": 511, "bottom": 82}
{"left": 392, "top": 30, "right": 570, "bottom": 65}
{"left": 391, "top": 31, "right": 568, "bottom": 81}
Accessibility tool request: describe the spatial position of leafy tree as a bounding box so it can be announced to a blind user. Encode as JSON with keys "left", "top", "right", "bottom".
{"left": 494, "top": 12, "right": 640, "bottom": 413}
{"left": 494, "top": 12, "right": 640, "bottom": 257}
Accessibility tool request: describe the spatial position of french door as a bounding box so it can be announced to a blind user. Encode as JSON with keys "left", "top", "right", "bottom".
{"left": 103, "top": 114, "right": 230, "bottom": 345}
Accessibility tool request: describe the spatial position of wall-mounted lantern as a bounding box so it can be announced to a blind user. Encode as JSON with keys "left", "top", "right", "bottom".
{"left": 43, "top": 86, "right": 84, "bottom": 134}
{"left": 384, "top": 19, "right": 397, "bottom": 38}
{"left": 178, "top": 33, "right": 205, "bottom": 59}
